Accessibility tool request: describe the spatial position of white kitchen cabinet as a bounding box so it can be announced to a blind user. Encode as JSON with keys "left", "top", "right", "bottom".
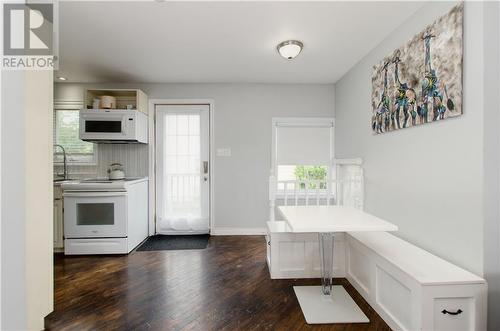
{"left": 53, "top": 185, "right": 64, "bottom": 250}
{"left": 53, "top": 199, "right": 64, "bottom": 249}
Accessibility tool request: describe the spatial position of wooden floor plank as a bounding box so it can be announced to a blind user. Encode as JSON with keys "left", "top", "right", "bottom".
{"left": 45, "top": 236, "right": 391, "bottom": 331}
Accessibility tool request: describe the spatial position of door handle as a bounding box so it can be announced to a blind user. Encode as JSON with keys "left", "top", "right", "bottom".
{"left": 203, "top": 161, "right": 209, "bottom": 182}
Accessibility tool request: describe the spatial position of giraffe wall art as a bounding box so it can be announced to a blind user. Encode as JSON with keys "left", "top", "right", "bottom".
{"left": 371, "top": 4, "right": 463, "bottom": 134}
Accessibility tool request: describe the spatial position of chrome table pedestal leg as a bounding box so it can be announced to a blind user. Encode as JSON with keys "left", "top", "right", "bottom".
{"left": 318, "top": 232, "right": 334, "bottom": 296}
{"left": 293, "top": 231, "right": 369, "bottom": 323}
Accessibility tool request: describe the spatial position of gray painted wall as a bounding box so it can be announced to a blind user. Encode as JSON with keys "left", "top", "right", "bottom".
{"left": 335, "top": 2, "right": 500, "bottom": 328}
{"left": 2, "top": 70, "right": 54, "bottom": 330}
{"left": 55, "top": 83, "right": 336, "bottom": 230}
{"left": 482, "top": 2, "right": 500, "bottom": 330}
{"left": 2, "top": 71, "right": 28, "bottom": 330}
{"left": 335, "top": 1, "right": 484, "bottom": 275}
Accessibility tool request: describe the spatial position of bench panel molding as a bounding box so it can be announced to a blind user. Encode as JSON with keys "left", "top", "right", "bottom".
{"left": 346, "top": 238, "right": 372, "bottom": 297}
{"left": 375, "top": 265, "right": 413, "bottom": 330}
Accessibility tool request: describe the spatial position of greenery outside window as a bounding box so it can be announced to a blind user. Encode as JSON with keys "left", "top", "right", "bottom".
{"left": 277, "top": 165, "right": 329, "bottom": 191}
{"left": 54, "top": 110, "right": 97, "bottom": 165}
{"left": 294, "top": 165, "right": 328, "bottom": 189}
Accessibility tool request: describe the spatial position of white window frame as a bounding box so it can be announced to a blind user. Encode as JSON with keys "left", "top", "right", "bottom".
{"left": 54, "top": 101, "right": 98, "bottom": 166}
{"left": 271, "top": 117, "right": 335, "bottom": 198}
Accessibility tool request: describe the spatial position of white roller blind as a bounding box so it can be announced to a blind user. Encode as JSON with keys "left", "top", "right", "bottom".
{"left": 276, "top": 124, "right": 332, "bottom": 165}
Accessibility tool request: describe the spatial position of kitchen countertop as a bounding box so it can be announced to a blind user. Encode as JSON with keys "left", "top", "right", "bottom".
{"left": 61, "top": 177, "right": 148, "bottom": 191}
{"left": 54, "top": 177, "right": 148, "bottom": 188}
{"left": 53, "top": 179, "right": 79, "bottom": 186}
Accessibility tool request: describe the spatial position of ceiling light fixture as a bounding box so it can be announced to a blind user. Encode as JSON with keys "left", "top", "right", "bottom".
{"left": 57, "top": 76, "right": 67, "bottom": 81}
{"left": 277, "top": 40, "right": 303, "bottom": 60}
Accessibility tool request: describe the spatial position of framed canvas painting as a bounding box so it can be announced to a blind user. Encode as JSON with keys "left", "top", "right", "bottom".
{"left": 371, "top": 4, "right": 463, "bottom": 134}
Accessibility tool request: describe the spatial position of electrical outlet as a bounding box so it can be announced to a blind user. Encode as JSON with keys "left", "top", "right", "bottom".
{"left": 216, "top": 148, "right": 231, "bottom": 157}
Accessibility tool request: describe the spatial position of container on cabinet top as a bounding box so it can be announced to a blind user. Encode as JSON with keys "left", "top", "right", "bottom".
{"left": 99, "top": 95, "right": 116, "bottom": 109}
{"left": 85, "top": 89, "right": 148, "bottom": 114}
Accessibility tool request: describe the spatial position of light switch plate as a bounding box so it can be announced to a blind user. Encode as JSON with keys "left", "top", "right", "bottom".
{"left": 216, "top": 148, "right": 231, "bottom": 157}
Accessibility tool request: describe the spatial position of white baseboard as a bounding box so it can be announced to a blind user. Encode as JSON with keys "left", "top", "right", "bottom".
{"left": 211, "top": 227, "right": 267, "bottom": 236}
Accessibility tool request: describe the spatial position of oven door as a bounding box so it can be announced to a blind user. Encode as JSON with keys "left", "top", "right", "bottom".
{"left": 64, "top": 191, "right": 127, "bottom": 238}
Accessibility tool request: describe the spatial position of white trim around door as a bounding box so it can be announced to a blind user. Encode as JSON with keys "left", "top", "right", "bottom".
{"left": 148, "top": 99, "right": 215, "bottom": 236}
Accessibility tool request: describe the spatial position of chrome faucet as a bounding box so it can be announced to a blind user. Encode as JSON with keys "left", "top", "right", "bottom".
{"left": 54, "top": 144, "right": 68, "bottom": 180}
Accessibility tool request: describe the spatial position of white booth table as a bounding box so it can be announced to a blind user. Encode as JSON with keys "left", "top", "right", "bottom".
{"left": 278, "top": 205, "right": 398, "bottom": 324}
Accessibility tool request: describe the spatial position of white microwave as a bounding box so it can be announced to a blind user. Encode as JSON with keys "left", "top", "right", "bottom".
{"left": 79, "top": 110, "right": 148, "bottom": 144}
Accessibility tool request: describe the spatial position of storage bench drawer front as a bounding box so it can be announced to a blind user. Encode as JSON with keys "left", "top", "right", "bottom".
{"left": 65, "top": 238, "right": 128, "bottom": 254}
{"left": 433, "top": 297, "right": 474, "bottom": 331}
{"left": 422, "top": 283, "right": 487, "bottom": 331}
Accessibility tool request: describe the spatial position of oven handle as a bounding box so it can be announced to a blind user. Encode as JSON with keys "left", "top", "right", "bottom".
{"left": 63, "top": 191, "right": 127, "bottom": 198}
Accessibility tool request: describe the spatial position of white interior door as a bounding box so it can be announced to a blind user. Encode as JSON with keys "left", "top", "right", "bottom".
{"left": 155, "top": 105, "right": 210, "bottom": 234}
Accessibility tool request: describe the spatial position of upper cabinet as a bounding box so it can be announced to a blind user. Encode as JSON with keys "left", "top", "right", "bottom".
{"left": 85, "top": 89, "right": 149, "bottom": 115}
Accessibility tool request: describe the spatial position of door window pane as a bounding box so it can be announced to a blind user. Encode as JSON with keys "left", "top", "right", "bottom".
{"left": 162, "top": 114, "right": 201, "bottom": 216}
{"left": 177, "top": 115, "right": 189, "bottom": 135}
{"left": 189, "top": 115, "right": 200, "bottom": 135}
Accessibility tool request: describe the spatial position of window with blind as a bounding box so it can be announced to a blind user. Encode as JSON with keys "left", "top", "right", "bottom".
{"left": 273, "top": 118, "right": 334, "bottom": 191}
{"left": 54, "top": 110, "right": 97, "bottom": 164}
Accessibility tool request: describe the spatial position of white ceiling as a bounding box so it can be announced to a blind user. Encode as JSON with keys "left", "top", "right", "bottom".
{"left": 57, "top": 1, "right": 426, "bottom": 84}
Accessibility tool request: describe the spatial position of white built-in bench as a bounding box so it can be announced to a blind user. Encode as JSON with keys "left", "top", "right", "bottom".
{"left": 266, "top": 227, "right": 487, "bottom": 330}
{"left": 346, "top": 231, "right": 486, "bottom": 331}
{"left": 266, "top": 159, "right": 486, "bottom": 330}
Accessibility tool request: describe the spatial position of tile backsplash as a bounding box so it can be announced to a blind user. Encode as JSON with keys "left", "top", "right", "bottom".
{"left": 54, "top": 144, "right": 149, "bottom": 179}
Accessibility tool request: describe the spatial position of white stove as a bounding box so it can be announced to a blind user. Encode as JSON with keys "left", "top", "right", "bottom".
{"left": 61, "top": 177, "right": 148, "bottom": 255}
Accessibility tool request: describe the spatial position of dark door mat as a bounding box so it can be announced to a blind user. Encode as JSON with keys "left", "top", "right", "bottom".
{"left": 136, "top": 234, "right": 209, "bottom": 251}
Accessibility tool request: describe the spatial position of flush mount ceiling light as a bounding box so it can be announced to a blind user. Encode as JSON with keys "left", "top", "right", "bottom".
{"left": 277, "top": 40, "right": 303, "bottom": 60}
{"left": 57, "top": 76, "right": 67, "bottom": 81}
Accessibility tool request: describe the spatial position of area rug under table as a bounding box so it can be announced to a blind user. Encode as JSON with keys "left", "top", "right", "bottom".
{"left": 136, "top": 234, "right": 209, "bottom": 251}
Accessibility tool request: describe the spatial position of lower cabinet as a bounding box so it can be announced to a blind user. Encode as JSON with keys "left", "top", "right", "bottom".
{"left": 53, "top": 198, "right": 64, "bottom": 250}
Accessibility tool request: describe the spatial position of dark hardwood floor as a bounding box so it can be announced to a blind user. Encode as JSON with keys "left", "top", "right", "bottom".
{"left": 45, "top": 236, "right": 391, "bottom": 331}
